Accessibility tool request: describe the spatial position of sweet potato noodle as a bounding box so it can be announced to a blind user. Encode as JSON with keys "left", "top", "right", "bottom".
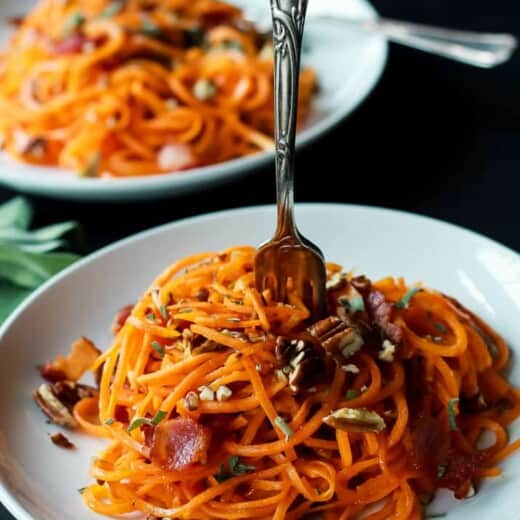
{"left": 72, "top": 247, "right": 520, "bottom": 519}
{"left": 0, "top": 1, "right": 316, "bottom": 177}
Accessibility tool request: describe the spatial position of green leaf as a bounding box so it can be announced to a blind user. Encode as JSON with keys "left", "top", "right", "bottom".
{"left": 0, "top": 245, "right": 79, "bottom": 289}
{"left": 447, "top": 398, "right": 459, "bottom": 431}
{"left": 0, "top": 221, "right": 77, "bottom": 248}
{"left": 0, "top": 281, "right": 32, "bottom": 324}
{"left": 213, "top": 456, "right": 255, "bottom": 482}
{"left": 426, "top": 514, "right": 447, "bottom": 519}
{"left": 0, "top": 197, "right": 32, "bottom": 229}
{"left": 274, "top": 416, "right": 293, "bottom": 440}
{"left": 394, "top": 287, "right": 422, "bottom": 309}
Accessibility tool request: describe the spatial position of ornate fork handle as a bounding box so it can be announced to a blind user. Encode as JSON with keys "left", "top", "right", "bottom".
{"left": 270, "top": 0, "right": 308, "bottom": 238}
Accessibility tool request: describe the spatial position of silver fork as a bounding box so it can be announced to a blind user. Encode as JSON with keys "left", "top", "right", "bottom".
{"left": 246, "top": 6, "right": 517, "bottom": 68}
{"left": 254, "top": 0, "right": 326, "bottom": 322}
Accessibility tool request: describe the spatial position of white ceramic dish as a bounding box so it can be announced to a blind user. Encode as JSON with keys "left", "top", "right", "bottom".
{"left": 0, "top": 203, "right": 519, "bottom": 519}
{"left": 0, "top": 0, "right": 387, "bottom": 202}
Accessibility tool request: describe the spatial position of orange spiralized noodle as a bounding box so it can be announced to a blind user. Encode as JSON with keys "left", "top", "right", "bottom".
{"left": 68, "top": 248, "right": 520, "bottom": 519}
{"left": 0, "top": 1, "right": 316, "bottom": 177}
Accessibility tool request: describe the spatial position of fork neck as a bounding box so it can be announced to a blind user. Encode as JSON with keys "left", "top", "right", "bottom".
{"left": 270, "top": 0, "right": 308, "bottom": 239}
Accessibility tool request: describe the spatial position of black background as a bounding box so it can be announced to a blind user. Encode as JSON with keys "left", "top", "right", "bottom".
{"left": 0, "top": 0, "right": 519, "bottom": 518}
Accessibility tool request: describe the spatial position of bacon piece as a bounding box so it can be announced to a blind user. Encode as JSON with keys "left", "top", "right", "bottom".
{"left": 111, "top": 304, "right": 134, "bottom": 335}
{"left": 40, "top": 337, "right": 100, "bottom": 383}
{"left": 151, "top": 417, "right": 211, "bottom": 471}
{"left": 366, "top": 290, "right": 403, "bottom": 344}
{"left": 52, "top": 35, "right": 89, "bottom": 55}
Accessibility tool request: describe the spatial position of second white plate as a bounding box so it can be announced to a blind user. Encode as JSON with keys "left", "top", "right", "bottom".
{"left": 0, "top": 0, "right": 387, "bottom": 201}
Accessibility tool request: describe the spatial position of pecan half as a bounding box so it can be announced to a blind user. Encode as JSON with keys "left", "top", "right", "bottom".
{"left": 308, "top": 316, "right": 364, "bottom": 359}
{"left": 323, "top": 408, "right": 386, "bottom": 433}
{"left": 33, "top": 381, "right": 97, "bottom": 428}
{"left": 275, "top": 336, "right": 326, "bottom": 393}
{"left": 34, "top": 383, "right": 77, "bottom": 429}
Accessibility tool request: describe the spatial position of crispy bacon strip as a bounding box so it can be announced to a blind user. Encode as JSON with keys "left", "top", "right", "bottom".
{"left": 151, "top": 417, "right": 211, "bottom": 471}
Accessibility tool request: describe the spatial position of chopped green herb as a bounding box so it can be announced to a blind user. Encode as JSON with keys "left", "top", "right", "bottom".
{"left": 151, "top": 341, "right": 164, "bottom": 358}
{"left": 437, "top": 463, "right": 448, "bottom": 479}
{"left": 77, "top": 487, "right": 87, "bottom": 494}
{"left": 214, "top": 463, "right": 229, "bottom": 483}
{"left": 127, "top": 411, "right": 167, "bottom": 433}
{"left": 229, "top": 455, "right": 255, "bottom": 474}
{"left": 146, "top": 312, "right": 156, "bottom": 321}
{"left": 274, "top": 416, "right": 293, "bottom": 440}
{"left": 448, "top": 398, "right": 459, "bottom": 431}
{"left": 339, "top": 294, "right": 365, "bottom": 313}
{"left": 426, "top": 514, "right": 447, "bottom": 519}
{"left": 79, "top": 151, "right": 100, "bottom": 178}
{"left": 214, "top": 456, "right": 255, "bottom": 482}
{"left": 434, "top": 322, "right": 447, "bottom": 333}
{"left": 159, "top": 304, "right": 168, "bottom": 320}
{"left": 99, "top": 2, "right": 123, "bottom": 18}
{"left": 104, "top": 418, "right": 115, "bottom": 425}
{"left": 184, "top": 27, "right": 204, "bottom": 47}
{"left": 63, "top": 11, "right": 85, "bottom": 34}
{"left": 127, "top": 417, "right": 149, "bottom": 433}
{"left": 140, "top": 18, "right": 162, "bottom": 37}
{"left": 217, "top": 41, "right": 245, "bottom": 52}
{"left": 151, "top": 410, "right": 167, "bottom": 425}
{"left": 345, "top": 389, "right": 359, "bottom": 400}
{"left": 394, "top": 287, "right": 422, "bottom": 309}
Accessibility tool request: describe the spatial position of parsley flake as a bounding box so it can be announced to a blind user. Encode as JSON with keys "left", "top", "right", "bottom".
{"left": 146, "top": 312, "right": 156, "bottom": 321}
{"left": 127, "top": 410, "right": 167, "bottom": 433}
{"left": 159, "top": 304, "right": 168, "bottom": 320}
{"left": 345, "top": 389, "right": 359, "bottom": 400}
{"left": 214, "top": 456, "right": 255, "bottom": 482}
{"left": 104, "top": 418, "right": 115, "bottom": 425}
{"left": 99, "top": 2, "right": 123, "bottom": 18}
{"left": 447, "top": 398, "right": 459, "bottom": 431}
{"left": 63, "top": 11, "right": 85, "bottom": 35}
{"left": 151, "top": 341, "right": 165, "bottom": 358}
{"left": 274, "top": 416, "right": 293, "bottom": 440}
{"left": 78, "top": 487, "right": 87, "bottom": 494}
{"left": 394, "top": 287, "right": 422, "bottom": 309}
{"left": 434, "top": 322, "right": 447, "bottom": 333}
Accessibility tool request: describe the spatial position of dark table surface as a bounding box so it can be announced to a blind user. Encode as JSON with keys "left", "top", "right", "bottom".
{"left": 0, "top": 0, "right": 519, "bottom": 518}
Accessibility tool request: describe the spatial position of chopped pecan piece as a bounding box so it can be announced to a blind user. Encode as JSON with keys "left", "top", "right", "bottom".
{"left": 50, "top": 432, "right": 76, "bottom": 450}
{"left": 350, "top": 275, "right": 372, "bottom": 294}
{"left": 34, "top": 383, "right": 77, "bottom": 429}
{"left": 275, "top": 336, "right": 326, "bottom": 393}
{"left": 34, "top": 381, "right": 97, "bottom": 428}
{"left": 323, "top": 408, "right": 385, "bottom": 433}
{"left": 308, "top": 316, "right": 364, "bottom": 359}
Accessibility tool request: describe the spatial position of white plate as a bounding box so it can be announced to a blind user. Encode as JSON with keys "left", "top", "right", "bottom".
{"left": 0, "top": 203, "right": 519, "bottom": 519}
{"left": 0, "top": 0, "right": 387, "bottom": 201}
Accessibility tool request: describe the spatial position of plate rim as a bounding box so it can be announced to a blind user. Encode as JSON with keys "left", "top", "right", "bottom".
{"left": 0, "top": 0, "right": 388, "bottom": 201}
{"left": 1, "top": 202, "right": 519, "bottom": 520}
